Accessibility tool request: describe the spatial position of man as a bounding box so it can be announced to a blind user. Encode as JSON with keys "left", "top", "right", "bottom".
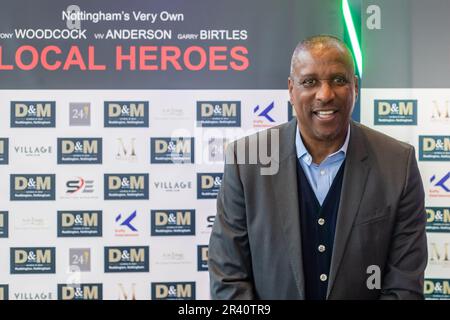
{"left": 208, "top": 35, "right": 427, "bottom": 300}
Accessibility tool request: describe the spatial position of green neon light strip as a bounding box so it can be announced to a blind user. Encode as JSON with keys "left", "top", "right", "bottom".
{"left": 342, "top": 0, "right": 362, "bottom": 76}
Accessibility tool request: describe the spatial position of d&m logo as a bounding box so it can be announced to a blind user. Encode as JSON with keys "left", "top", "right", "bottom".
{"left": 429, "top": 172, "right": 450, "bottom": 198}
{"left": 69, "top": 103, "right": 91, "bottom": 126}
{"left": 197, "top": 245, "right": 208, "bottom": 271}
{"left": 104, "top": 246, "right": 149, "bottom": 272}
{"left": 0, "top": 211, "right": 8, "bottom": 238}
{"left": 197, "top": 173, "right": 222, "bottom": 199}
{"left": 0, "top": 138, "right": 9, "bottom": 164}
{"left": 115, "top": 210, "right": 139, "bottom": 237}
{"left": 58, "top": 284, "right": 102, "bottom": 300}
{"left": 104, "top": 174, "right": 149, "bottom": 200}
{"left": 427, "top": 207, "right": 450, "bottom": 232}
{"left": 196, "top": 101, "right": 241, "bottom": 127}
{"left": 104, "top": 101, "right": 149, "bottom": 127}
{"left": 0, "top": 285, "right": 8, "bottom": 300}
{"left": 57, "top": 138, "right": 102, "bottom": 164}
{"left": 11, "top": 101, "right": 56, "bottom": 127}
{"left": 374, "top": 100, "right": 417, "bottom": 125}
{"left": 151, "top": 282, "right": 195, "bottom": 300}
{"left": 150, "top": 137, "right": 194, "bottom": 164}
{"left": 10, "top": 247, "right": 55, "bottom": 274}
{"left": 287, "top": 101, "right": 296, "bottom": 121}
{"left": 151, "top": 210, "right": 195, "bottom": 236}
{"left": 10, "top": 174, "right": 55, "bottom": 201}
{"left": 57, "top": 211, "right": 102, "bottom": 237}
{"left": 424, "top": 279, "right": 450, "bottom": 300}
{"left": 253, "top": 101, "right": 275, "bottom": 128}
{"left": 419, "top": 136, "right": 450, "bottom": 161}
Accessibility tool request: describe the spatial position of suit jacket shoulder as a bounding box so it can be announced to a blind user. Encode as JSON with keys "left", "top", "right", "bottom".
{"left": 353, "top": 121, "right": 413, "bottom": 155}
{"left": 225, "top": 119, "right": 297, "bottom": 168}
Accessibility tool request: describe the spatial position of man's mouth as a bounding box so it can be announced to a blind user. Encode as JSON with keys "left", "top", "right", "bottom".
{"left": 312, "top": 110, "right": 338, "bottom": 120}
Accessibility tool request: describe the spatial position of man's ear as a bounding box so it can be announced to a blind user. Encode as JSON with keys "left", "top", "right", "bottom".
{"left": 354, "top": 75, "right": 359, "bottom": 100}
{"left": 288, "top": 77, "right": 294, "bottom": 104}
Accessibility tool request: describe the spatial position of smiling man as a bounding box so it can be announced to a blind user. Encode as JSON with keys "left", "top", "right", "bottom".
{"left": 208, "top": 35, "right": 427, "bottom": 300}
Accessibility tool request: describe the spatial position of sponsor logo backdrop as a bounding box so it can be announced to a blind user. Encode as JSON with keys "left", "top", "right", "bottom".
{"left": 1, "top": 0, "right": 448, "bottom": 300}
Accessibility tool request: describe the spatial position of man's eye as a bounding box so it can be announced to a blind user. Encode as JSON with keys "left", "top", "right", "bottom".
{"left": 333, "top": 77, "right": 348, "bottom": 85}
{"left": 301, "top": 79, "right": 316, "bottom": 87}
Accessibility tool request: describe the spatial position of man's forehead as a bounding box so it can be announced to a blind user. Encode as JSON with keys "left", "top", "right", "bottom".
{"left": 297, "top": 45, "right": 350, "bottom": 62}
{"left": 294, "top": 46, "right": 354, "bottom": 73}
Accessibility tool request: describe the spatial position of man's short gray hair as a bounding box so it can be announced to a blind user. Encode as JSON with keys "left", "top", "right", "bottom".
{"left": 290, "top": 35, "right": 355, "bottom": 76}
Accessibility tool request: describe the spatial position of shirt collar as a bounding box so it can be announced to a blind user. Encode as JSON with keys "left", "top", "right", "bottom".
{"left": 295, "top": 123, "right": 350, "bottom": 165}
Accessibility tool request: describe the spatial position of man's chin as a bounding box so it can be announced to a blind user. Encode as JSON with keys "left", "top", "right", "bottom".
{"left": 313, "top": 130, "right": 341, "bottom": 142}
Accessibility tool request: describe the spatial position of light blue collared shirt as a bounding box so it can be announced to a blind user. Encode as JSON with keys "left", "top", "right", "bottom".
{"left": 295, "top": 125, "right": 350, "bottom": 206}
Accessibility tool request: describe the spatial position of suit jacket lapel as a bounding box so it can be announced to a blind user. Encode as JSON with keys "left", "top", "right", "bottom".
{"left": 327, "top": 121, "right": 370, "bottom": 298}
{"left": 270, "top": 119, "right": 305, "bottom": 299}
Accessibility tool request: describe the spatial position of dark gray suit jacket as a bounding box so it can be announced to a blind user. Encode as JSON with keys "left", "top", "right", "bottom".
{"left": 208, "top": 119, "right": 427, "bottom": 299}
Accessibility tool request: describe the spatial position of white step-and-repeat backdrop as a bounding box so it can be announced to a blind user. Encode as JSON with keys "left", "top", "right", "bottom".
{"left": 0, "top": 0, "right": 448, "bottom": 299}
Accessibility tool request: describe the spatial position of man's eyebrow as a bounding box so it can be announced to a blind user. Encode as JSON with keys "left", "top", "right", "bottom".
{"left": 296, "top": 72, "right": 349, "bottom": 79}
{"left": 296, "top": 73, "right": 317, "bottom": 78}
{"left": 329, "top": 72, "right": 349, "bottom": 77}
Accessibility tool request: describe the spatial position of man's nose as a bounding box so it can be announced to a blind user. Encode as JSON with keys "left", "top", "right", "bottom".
{"left": 315, "top": 81, "right": 335, "bottom": 103}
